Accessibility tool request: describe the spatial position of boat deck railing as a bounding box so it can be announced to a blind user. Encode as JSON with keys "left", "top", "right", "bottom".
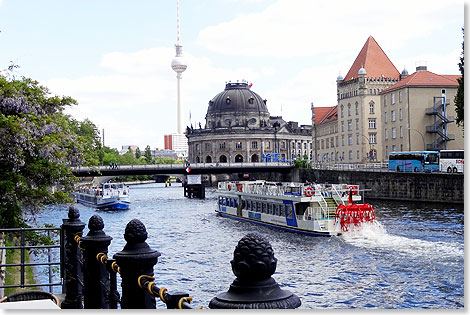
{"left": 219, "top": 181, "right": 358, "bottom": 200}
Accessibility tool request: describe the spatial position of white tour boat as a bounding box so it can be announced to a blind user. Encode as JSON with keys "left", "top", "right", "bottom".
{"left": 74, "top": 182, "right": 130, "bottom": 210}
{"left": 216, "top": 180, "right": 375, "bottom": 236}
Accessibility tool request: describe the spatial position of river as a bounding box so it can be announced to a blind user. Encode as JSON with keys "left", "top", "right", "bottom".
{"left": 30, "top": 182, "right": 464, "bottom": 309}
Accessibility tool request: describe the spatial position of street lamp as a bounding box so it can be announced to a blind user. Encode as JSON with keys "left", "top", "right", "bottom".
{"left": 408, "top": 128, "right": 425, "bottom": 151}
{"left": 360, "top": 134, "right": 373, "bottom": 161}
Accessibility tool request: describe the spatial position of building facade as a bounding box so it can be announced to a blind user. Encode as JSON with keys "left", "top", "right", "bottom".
{"left": 186, "top": 81, "right": 312, "bottom": 163}
{"left": 380, "top": 67, "right": 463, "bottom": 155}
{"left": 312, "top": 36, "right": 462, "bottom": 163}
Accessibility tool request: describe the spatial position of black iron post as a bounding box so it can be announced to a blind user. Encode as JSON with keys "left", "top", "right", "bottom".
{"left": 80, "top": 214, "right": 113, "bottom": 309}
{"left": 60, "top": 206, "right": 86, "bottom": 309}
{"left": 113, "top": 219, "right": 161, "bottom": 309}
{"left": 209, "top": 233, "right": 301, "bottom": 309}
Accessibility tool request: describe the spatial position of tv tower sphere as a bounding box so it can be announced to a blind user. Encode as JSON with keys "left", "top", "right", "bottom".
{"left": 171, "top": 49, "right": 187, "bottom": 75}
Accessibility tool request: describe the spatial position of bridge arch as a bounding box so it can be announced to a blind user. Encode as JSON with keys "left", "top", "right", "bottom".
{"left": 206, "top": 156, "right": 212, "bottom": 163}
{"left": 251, "top": 154, "right": 259, "bottom": 162}
{"left": 219, "top": 155, "right": 227, "bottom": 163}
{"left": 235, "top": 154, "right": 243, "bottom": 163}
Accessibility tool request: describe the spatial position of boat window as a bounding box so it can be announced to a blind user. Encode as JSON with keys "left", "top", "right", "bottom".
{"left": 273, "top": 204, "right": 279, "bottom": 216}
{"left": 295, "top": 203, "right": 309, "bottom": 216}
{"left": 267, "top": 203, "right": 272, "bottom": 214}
{"left": 257, "top": 202, "right": 262, "bottom": 212}
{"left": 280, "top": 205, "right": 285, "bottom": 217}
{"left": 104, "top": 185, "right": 110, "bottom": 189}
{"left": 241, "top": 200, "right": 246, "bottom": 209}
{"left": 285, "top": 205, "right": 293, "bottom": 219}
{"left": 262, "top": 202, "right": 266, "bottom": 213}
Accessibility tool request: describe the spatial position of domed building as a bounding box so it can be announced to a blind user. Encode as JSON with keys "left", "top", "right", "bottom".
{"left": 186, "top": 81, "right": 312, "bottom": 164}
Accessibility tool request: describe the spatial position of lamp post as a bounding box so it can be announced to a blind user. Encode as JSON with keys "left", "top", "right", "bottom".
{"left": 361, "top": 134, "right": 373, "bottom": 161}
{"left": 408, "top": 128, "right": 425, "bottom": 151}
{"left": 311, "top": 102, "right": 317, "bottom": 165}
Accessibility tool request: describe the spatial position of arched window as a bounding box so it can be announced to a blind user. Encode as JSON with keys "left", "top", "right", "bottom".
{"left": 251, "top": 154, "right": 259, "bottom": 162}
{"left": 235, "top": 154, "right": 243, "bottom": 163}
{"left": 196, "top": 156, "right": 200, "bottom": 163}
{"left": 206, "top": 156, "right": 212, "bottom": 163}
{"left": 219, "top": 155, "right": 227, "bottom": 163}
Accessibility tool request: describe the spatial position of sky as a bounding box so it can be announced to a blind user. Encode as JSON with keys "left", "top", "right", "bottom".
{"left": 0, "top": 0, "right": 464, "bottom": 150}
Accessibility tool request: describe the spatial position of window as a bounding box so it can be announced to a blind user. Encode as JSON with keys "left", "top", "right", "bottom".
{"left": 391, "top": 110, "right": 396, "bottom": 122}
{"left": 236, "top": 141, "right": 242, "bottom": 149}
{"left": 356, "top": 119, "right": 359, "bottom": 130}
{"left": 369, "top": 133, "right": 377, "bottom": 144}
{"left": 369, "top": 119, "right": 376, "bottom": 129}
{"left": 266, "top": 141, "right": 271, "bottom": 149}
{"left": 356, "top": 134, "right": 360, "bottom": 145}
{"left": 326, "top": 138, "right": 329, "bottom": 149}
{"left": 399, "top": 108, "right": 403, "bottom": 120}
{"left": 281, "top": 141, "right": 285, "bottom": 149}
{"left": 349, "top": 150, "right": 353, "bottom": 160}
{"left": 392, "top": 127, "right": 397, "bottom": 139}
{"left": 399, "top": 126, "right": 403, "bottom": 138}
{"left": 348, "top": 104, "right": 351, "bottom": 116}
{"left": 252, "top": 141, "right": 258, "bottom": 149}
{"left": 330, "top": 137, "right": 334, "bottom": 148}
{"left": 391, "top": 93, "right": 395, "bottom": 104}
{"left": 342, "top": 135, "right": 345, "bottom": 146}
{"left": 341, "top": 121, "right": 344, "bottom": 132}
{"left": 347, "top": 120, "right": 352, "bottom": 131}
{"left": 195, "top": 143, "right": 199, "bottom": 150}
{"left": 219, "top": 142, "right": 226, "bottom": 149}
{"left": 340, "top": 105, "right": 344, "bottom": 118}
{"left": 384, "top": 95, "right": 387, "bottom": 105}
{"left": 357, "top": 150, "right": 360, "bottom": 159}
{"left": 384, "top": 112, "right": 388, "bottom": 123}
{"left": 392, "top": 144, "right": 397, "bottom": 152}
{"left": 321, "top": 139, "right": 324, "bottom": 149}
{"left": 370, "top": 102, "right": 375, "bottom": 114}
{"left": 298, "top": 142, "right": 302, "bottom": 149}
{"left": 205, "top": 143, "right": 211, "bottom": 151}
{"left": 386, "top": 145, "right": 389, "bottom": 156}
{"left": 399, "top": 91, "right": 403, "bottom": 103}
{"left": 355, "top": 104, "right": 359, "bottom": 115}
{"left": 385, "top": 128, "right": 388, "bottom": 140}
{"left": 348, "top": 135, "right": 353, "bottom": 145}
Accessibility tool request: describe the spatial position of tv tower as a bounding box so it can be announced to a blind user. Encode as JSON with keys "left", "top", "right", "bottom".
{"left": 171, "top": 0, "right": 187, "bottom": 134}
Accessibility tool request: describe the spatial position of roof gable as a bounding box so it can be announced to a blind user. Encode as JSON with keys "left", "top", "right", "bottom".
{"left": 382, "top": 70, "right": 460, "bottom": 93}
{"left": 344, "top": 36, "right": 400, "bottom": 82}
{"left": 313, "top": 106, "right": 336, "bottom": 125}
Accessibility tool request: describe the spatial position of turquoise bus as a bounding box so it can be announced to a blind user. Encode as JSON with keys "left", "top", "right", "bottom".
{"left": 388, "top": 151, "right": 440, "bottom": 172}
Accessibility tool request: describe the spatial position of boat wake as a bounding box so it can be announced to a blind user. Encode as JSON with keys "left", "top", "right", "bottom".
{"left": 340, "top": 221, "right": 464, "bottom": 260}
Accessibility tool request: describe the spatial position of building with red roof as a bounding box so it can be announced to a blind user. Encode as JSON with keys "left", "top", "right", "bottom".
{"left": 312, "top": 36, "right": 462, "bottom": 164}
{"left": 380, "top": 67, "right": 463, "bottom": 157}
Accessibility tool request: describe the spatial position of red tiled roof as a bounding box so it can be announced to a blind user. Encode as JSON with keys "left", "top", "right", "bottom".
{"left": 382, "top": 70, "right": 460, "bottom": 93}
{"left": 344, "top": 36, "right": 400, "bottom": 82}
{"left": 313, "top": 106, "right": 337, "bottom": 125}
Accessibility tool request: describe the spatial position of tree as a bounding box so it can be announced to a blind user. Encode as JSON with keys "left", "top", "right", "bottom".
{"left": 0, "top": 74, "right": 84, "bottom": 227}
{"left": 454, "top": 27, "right": 464, "bottom": 128}
{"left": 144, "top": 145, "right": 153, "bottom": 164}
{"left": 135, "top": 147, "right": 142, "bottom": 159}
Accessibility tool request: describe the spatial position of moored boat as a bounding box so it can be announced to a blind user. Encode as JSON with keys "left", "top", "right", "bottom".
{"left": 216, "top": 180, "right": 375, "bottom": 236}
{"left": 74, "top": 182, "right": 130, "bottom": 210}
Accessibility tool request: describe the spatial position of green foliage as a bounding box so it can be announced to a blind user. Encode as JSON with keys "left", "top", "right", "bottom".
{"left": 454, "top": 27, "right": 464, "bottom": 128}
{"left": 0, "top": 73, "right": 100, "bottom": 228}
{"left": 135, "top": 147, "right": 142, "bottom": 159}
{"left": 293, "top": 155, "right": 311, "bottom": 169}
{"left": 144, "top": 145, "right": 152, "bottom": 164}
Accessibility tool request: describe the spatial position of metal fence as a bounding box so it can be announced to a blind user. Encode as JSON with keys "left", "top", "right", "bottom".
{"left": 0, "top": 227, "right": 62, "bottom": 293}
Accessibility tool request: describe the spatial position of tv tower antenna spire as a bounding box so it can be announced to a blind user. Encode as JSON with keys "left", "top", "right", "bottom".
{"left": 171, "top": 0, "right": 187, "bottom": 134}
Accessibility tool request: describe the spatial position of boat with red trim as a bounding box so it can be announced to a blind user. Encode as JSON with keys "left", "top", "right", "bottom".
{"left": 216, "top": 180, "right": 375, "bottom": 236}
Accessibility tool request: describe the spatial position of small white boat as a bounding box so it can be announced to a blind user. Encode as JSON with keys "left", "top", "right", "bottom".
{"left": 74, "top": 182, "right": 130, "bottom": 210}
{"left": 216, "top": 180, "right": 375, "bottom": 236}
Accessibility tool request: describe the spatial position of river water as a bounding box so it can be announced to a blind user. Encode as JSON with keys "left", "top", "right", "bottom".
{"left": 30, "top": 182, "right": 464, "bottom": 309}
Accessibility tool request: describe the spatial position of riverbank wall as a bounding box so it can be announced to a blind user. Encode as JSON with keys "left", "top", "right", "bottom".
{"left": 204, "top": 169, "right": 464, "bottom": 204}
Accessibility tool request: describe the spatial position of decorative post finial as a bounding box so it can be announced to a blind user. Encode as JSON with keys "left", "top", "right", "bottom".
{"left": 209, "top": 233, "right": 301, "bottom": 309}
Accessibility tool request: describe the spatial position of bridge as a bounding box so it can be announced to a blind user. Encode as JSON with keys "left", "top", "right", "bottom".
{"left": 71, "top": 162, "right": 294, "bottom": 177}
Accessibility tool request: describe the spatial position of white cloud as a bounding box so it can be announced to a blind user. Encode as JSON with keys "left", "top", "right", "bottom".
{"left": 197, "top": 0, "right": 462, "bottom": 57}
